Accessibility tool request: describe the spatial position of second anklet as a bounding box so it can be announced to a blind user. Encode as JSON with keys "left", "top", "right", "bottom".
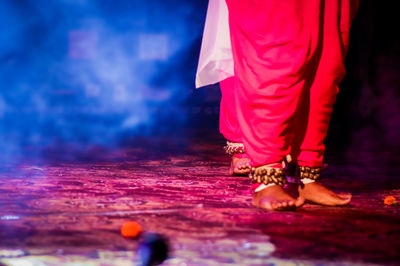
{"left": 298, "top": 166, "right": 322, "bottom": 184}
{"left": 249, "top": 165, "right": 287, "bottom": 187}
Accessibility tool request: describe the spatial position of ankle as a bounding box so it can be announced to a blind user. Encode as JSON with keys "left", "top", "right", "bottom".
{"left": 250, "top": 160, "right": 288, "bottom": 193}
{"left": 224, "top": 141, "right": 245, "bottom": 156}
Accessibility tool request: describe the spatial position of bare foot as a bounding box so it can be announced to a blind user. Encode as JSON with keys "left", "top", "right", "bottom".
{"left": 229, "top": 156, "right": 252, "bottom": 176}
{"left": 252, "top": 185, "right": 305, "bottom": 211}
{"left": 298, "top": 182, "right": 352, "bottom": 206}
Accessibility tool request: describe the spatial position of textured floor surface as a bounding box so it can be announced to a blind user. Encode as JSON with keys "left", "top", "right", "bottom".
{"left": 0, "top": 136, "right": 400, "bottom": 265}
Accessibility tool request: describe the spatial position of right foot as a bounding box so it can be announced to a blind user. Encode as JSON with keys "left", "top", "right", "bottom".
{"left": 229, "top": 156, "right": 252, "bottom": 176}
{"left": 298, "top": 182, "right": 352, "bottom": 206}
{"left": 252, "top": 185, "right": 305, "bottom": 211}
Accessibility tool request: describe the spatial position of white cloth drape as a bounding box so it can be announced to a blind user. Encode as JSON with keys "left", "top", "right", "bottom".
{"left": 195, "top": 0, "right": 233, "bottom": 88}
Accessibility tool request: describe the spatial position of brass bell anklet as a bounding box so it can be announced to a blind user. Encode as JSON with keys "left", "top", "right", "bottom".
{"left": 249, "top": 165, "right": 287, "bottom": 186}
{"left": 224, "top": 141, "right": 245, "bottom": 156}
{"left": 298, "top": 166, "right": 322, "bottom": 181}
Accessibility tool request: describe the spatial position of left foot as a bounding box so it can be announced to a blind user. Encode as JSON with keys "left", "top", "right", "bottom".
{"left": 229, "top": 156, "right": 252, "bottom": 176}
{"left": 298, "top": 182, "right": 352, "bottom": 206}
{"left": 253, "top": 185, "right": 305, "bottom": 211}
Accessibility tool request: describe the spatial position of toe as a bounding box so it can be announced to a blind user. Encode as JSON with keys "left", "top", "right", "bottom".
{"left": 295, "top": 197, "right": 305, "bottom": 207}
{"left": 332, "top": 193, "right": 351, "bottom": 205}
{"left": 325, "top": 195, "right": 351, "bottom": 206}
{"left": 338, "top": 193, "right": 352, "bottom": 200}
{"left": 339, "top": 196, "right": 352, "bottom": 205}
{"left": 270, "top": 201, "right": 280, "bottom": 210}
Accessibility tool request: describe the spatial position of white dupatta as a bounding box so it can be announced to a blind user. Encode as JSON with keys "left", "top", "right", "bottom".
{"left": 195, "top": 0, "right": 233, "bottom": 88}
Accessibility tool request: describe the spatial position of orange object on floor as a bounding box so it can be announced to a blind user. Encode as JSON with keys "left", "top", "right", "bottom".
{"left": 121, "top": 221, "right": 142, "bottom": 238}
{"left": 384, "top": 196, "right": 398, "bottom": 205}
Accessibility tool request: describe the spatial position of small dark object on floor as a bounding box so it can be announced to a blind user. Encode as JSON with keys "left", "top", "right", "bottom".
{"left": 135, "top": 233, "right": 169, "bottom": 266}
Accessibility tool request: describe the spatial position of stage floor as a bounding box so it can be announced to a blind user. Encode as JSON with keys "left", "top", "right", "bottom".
{"left": 0, "top": 137, "right": 399, "bottom": 265}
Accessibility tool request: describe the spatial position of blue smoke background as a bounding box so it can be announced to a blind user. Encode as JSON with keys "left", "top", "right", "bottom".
{"left": 0, "top": 0, "right": 215, "bottom": 163}
{"left": 0, "top": 0, "right": 399, "bottom": 167}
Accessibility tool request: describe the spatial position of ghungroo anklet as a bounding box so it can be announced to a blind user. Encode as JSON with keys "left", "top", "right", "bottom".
{"left": 224, "top": 141, "right": 245, "bottom": 156}
{"left": 249, "top": 165, "right": 287, "bottom": 186}
{"left": 298, "top": 166, "right": 322, "bottom": 181}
